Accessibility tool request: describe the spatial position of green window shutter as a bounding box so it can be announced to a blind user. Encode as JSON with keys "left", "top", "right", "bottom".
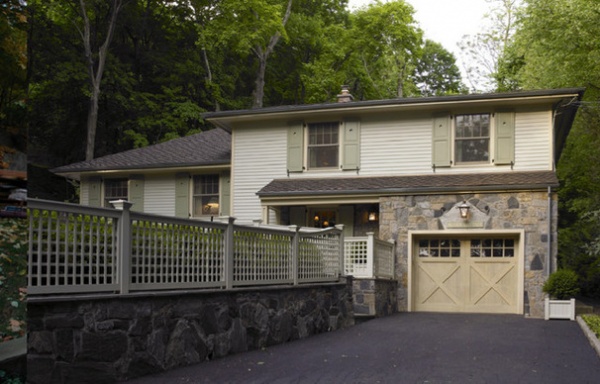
{"left": 129, "top": 175, "right": 144, "bottom": 212}
{"left": 342, "top": 119, "right": 360, "bottom": 171}
{"left": 175, "top": 173, "right": 190, "bottom": 218}
{"left": 494, "top": 112, "right": 515, "bottom": 165}
{"left": 338, "top": 205, "right": 354, "bottom": 238}
{"left": 87, "top": 177, "right": 102, "bottom": 207}
{"left": 432, "top": 115, "right": 452, "bottom": 168}
{"left": 287, "top": 121, "right": 304, "bottom": 173}
{"left": 220, "top": 172, "right": 231, "bottom": 216}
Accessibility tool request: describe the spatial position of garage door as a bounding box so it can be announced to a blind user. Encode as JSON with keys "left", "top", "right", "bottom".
{"left": 413, "top": 237, "right": 520, "bottom": 314}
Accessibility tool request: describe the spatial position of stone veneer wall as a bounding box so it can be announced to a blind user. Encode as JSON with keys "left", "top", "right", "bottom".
{"left": 379, "top": 191, "right": 557, "bottom": 318}
{"left": 27, "top": 281, "right": 354, "bottom": 384}
{"left": 352, "top": 278, "right": 398, "bottom": 318}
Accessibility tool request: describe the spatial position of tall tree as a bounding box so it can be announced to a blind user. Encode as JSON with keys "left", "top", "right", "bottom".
{"left": 458, "top": 0, "right": 521, "bottom": 92}
{"left": 413, "top": 40, "right": 464, "bottom": 96}
{"left": 350, "top": 0, "right": 423, "bottom": 99}
{"left": 506, "top": 0, "right": 600, "bottom": 296}
{"left": 213, "top": 0, "right": 293, "bottom": 108}
{"left": 79, "top": 0, "right": 124, "bottom": 160}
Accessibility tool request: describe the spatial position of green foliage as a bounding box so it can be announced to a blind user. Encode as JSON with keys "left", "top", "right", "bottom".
{"left": 413, "top": 40, "right": 464, "bottom": 96}
{"left": 543, "top": 269, "right": 580, "bottom": 300}
{"left": 0, "top": 218, "right": 27, "bottom": 342}
{"left": 582, "top": 314, "right": 600, "bottom": 339}
{"left": 0, "top": 370, "right": 24, "bottom": 384}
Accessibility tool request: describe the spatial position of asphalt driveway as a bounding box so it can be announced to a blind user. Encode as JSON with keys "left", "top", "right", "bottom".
{"left": 125, "top": 313, "right": 600, "bottom": 383}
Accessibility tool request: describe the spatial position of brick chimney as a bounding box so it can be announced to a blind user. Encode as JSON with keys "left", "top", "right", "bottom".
{"left": 337, "top": 85, "right": 354, "bottom": 103}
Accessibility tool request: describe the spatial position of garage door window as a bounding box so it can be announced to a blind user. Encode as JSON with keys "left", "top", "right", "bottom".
{"left": 470, "top": 239, "right": 515, "bottom": 257}
{"left": 418, "top": 239, "right": 461, "bottom": 257}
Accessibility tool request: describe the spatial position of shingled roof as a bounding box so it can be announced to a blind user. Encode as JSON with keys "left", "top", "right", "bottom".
{"left": 52, "top": 128, "right": 231, "bottom": 175}
{"left": 257, "top": 171, "right": 559, "bottom": 197}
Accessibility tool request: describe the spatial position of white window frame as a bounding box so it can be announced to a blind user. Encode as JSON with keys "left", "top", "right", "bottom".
{"left": 103, "top": 178, "right": 128, "bottom": 207}
{"left": 453, "top": 113, "right": 492, "bottom": 165}
{"left": 306, "top": 121, "right": 340, "bottom": 170}
{"left": 192, "top": 174, "right": 220, "bottom": 217}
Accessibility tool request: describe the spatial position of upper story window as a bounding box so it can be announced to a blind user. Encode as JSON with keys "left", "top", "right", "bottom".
{"left": 287, "top": 119, "right": 360, "bottom": 173}
{"left": 308, "top": 122, "right": 339, "bottom": 169}
{"left": 104, "top": 179, "right": 128, "bottom": 207}
{"left": 193, "top": 174, "right": 219, "bottom": 216}
{"left": 432, "top": 112, "right": 514, "bottom": 168}
{"left": 454, "top": 114, "right": 490, "bottom": 164}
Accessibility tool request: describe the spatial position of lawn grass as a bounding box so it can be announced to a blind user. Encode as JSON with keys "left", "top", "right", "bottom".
{"left": 0, "top": 218, "right": 27, "bottom": 342}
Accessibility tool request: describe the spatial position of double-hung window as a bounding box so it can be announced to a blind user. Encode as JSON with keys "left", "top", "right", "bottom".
{"left": 454, "top": 113, "right": 490, "bottom": 164}
{"left": 193, "top": 175, "right": 219, "bottom": 216}
{"left": 308, "top": 122, "right": 339, "bottom": 169}
{"left": 104, "top": 179, "right": 128, "bottom": 207}
{"left": 432, "top": 112, "right": 514, "bottom": 168}
{"left": 287, "top": 119, "right": 360, "bottom": 173}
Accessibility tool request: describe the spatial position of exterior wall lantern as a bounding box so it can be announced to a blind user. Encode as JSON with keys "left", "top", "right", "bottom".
{"left": 368, "top": 211, "right": 378, "bottom": 221}
{"left": 458, "top": 201, "right": 470, "bottom": 219}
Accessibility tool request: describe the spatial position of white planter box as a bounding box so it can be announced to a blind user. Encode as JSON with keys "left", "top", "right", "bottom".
{"left": 544, "top": 298, "right": 576, "bottom": 320}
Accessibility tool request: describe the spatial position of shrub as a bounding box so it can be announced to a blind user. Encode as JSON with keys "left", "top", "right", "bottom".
{"left": 543, "top": 269, "right": 580, "bottom": 300}
{"left": 582, "top": 314, "right": 600, "bottom": 339}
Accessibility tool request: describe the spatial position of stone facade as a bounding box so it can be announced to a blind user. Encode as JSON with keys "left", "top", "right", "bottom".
{"left": 27, "top": 281, "right": 354, "bottom": 384}
{"left": 352, "top": 278, "right": 398, "bottom": 318}
{"left": 379, "top": 191, "right": 557, "bottom": 318}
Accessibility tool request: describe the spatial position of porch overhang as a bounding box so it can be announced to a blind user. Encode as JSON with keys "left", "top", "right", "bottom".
{"left": 257, "top": 171, "right": 559, "bottom": 202}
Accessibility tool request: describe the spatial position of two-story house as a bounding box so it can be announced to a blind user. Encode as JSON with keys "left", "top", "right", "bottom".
{"left": 52, "top": 87, "right": 584, "bottom": 318}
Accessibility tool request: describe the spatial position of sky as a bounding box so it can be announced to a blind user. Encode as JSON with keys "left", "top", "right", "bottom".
{"left": 347, "top": 0, "right": 496, "bottom": 88}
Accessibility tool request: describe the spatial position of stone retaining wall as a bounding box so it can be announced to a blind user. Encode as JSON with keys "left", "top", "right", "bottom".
{"left": 27, "top": 280, "right": 354, "bottom": 384}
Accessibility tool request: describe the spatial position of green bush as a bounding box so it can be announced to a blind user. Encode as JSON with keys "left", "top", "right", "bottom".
{"left": 582, "top": 314, "right": 600, "bottom": 339}
{"left": 543, "top": 269, "right": 580, "bottom": 300}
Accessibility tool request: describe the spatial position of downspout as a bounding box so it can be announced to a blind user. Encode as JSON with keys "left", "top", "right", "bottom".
{"left": 547, "top": 186, "right": 552, "bottom": 277}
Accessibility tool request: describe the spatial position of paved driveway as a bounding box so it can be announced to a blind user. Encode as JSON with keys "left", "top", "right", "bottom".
{"left": 125, "top": 313, "right": 600, "bottom": 383}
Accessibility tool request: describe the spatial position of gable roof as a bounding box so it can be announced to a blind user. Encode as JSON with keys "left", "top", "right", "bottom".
{"left": 257, "top": 171, "right": 559, "bottom": 198}
{"left": 52, "top": 128, "right": 231, "bottom": 175}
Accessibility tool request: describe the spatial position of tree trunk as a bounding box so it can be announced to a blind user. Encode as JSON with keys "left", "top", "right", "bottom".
{"left": 80, "top": 0, "right": 123, "bottom": 161}
{"left": 251, "top": 0, "right": 293, "bottom": 109}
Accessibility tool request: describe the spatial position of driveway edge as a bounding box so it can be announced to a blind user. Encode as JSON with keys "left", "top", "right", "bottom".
{"left": 577, "top": 315, "right": 600, "bottom": 359}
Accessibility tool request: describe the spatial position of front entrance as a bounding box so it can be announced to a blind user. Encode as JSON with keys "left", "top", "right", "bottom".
{"left": 412, "top": 235, "right": 522, "bottom": 314}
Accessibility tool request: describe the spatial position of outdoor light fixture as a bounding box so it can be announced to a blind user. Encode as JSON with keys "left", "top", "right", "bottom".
{"left": 368, "top": 211, "right": 378, "bottom": 221}
{"left": 314, "top": 215, "right": 320, "bottom": 222}
{"left": 458, "top": 201, "right": 470, "bottom": 219}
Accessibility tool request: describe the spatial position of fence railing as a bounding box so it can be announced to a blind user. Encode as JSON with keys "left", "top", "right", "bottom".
{"left": 28, "top": 199, "right": 344, "bottom": 295}
{"left": 344, "top": 233, "right": 395, "bottom": 279}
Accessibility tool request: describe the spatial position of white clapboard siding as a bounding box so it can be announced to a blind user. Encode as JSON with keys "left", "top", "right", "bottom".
{"left": 80, "top": 182, "right": 90, "bottom": 205}
{"left": 360, "top": 116, "right": 432, "bottom": 176}
{"left": 143, "top": 175, "right": 176, "bottom": 216}
{"left": 513, "top": 109, "right": 552, "bottom": 171}
{"left": 233, "top": 125, "right": 288, "bottom": 222}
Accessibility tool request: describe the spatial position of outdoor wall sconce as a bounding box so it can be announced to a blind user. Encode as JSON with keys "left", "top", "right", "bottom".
{"left": 458, "top": 201, "right": 470, "bottom": 219}
{"left": 368, "top": 211, "right": 378, "bottom": 221}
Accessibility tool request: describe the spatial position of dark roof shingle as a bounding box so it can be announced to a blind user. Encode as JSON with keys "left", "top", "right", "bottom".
{"left": 257, "top": 171, "right": 559, "bottom": 197}
{"left": 52, "top": 128, "right": 231, "bottom": 174}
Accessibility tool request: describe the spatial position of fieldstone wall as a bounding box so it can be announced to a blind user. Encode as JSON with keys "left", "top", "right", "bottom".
{"left": 352, "top": 278, "right": 398, "bottom": 318}
{"left": 27, "top": 280, "right": 354, "bottom": 384}
{"left": 379, "top": 191, "right": 557, "bottom": 318}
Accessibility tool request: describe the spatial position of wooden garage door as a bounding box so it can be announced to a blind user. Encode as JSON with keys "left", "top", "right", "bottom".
{"left": 413, "top": 237, "right": 519, "bottom": 314}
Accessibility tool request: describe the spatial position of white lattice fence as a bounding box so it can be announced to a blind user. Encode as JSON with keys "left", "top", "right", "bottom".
{"left": 232, "top": 226, "right": 294, "bottom": 286}
{"left": 129, "top": 214, "right": 226, "bottom": 290}
{"left": 28, "top": 201, "right": 121, "bottom": 294}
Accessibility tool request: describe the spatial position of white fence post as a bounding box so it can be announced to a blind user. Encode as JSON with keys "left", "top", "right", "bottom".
{"left": 112, "top": 200, "right": 133, "bottom": 294}
{"left": 335, "top": 224, "right": 345, "bottom": 276}
{"left": 224, "top": 217, "right": 236, "bottom": 289}
{"left": 366, "top": 232, "right": 375, "bottom": 278}
{"left": 289, "top": 225, "right": 299, "bottom": 285}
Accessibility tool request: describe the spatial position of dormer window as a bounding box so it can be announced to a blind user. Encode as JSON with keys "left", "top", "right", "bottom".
{"left": 308, "top": 122, "right": 339, "bottom": 169}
